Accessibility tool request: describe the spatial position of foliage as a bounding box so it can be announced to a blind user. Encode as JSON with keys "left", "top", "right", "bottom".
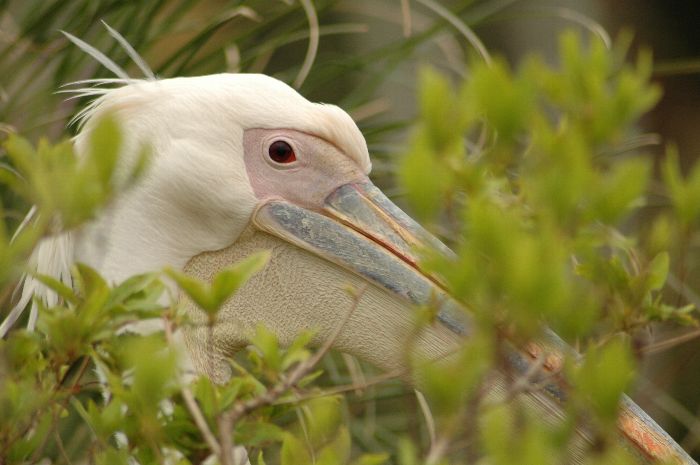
{"left": 1, "top": 1, "right": 700, "bottom": 465}
{"left": 397, "top": 31, "right": 698, "bottom": 464}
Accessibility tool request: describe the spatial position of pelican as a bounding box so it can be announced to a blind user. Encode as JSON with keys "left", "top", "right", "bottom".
{"left": 1, "top": 48, "right": 695, "bottom": 465}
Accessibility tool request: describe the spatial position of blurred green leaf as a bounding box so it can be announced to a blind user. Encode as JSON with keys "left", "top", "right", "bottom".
{"left": 571, "top": 338, "right": 635, "bottom": 425}
{"left": 647, "top": 252, "right": 670, "bottom": 292}
{"left": 167, "top": 250, "right": 269, "bottom": 317}
{"left": 350, "top": 453, "right": 390, "bottom": 465}
{"left": 316, "top": 426, "right": 351, "bottom": 465}
{"left": 281, "top": 432, "right": 311, "bottom": 465}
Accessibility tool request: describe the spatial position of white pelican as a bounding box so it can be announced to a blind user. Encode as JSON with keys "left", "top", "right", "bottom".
{"left": 1, "top": 54, "right": 695, "bottom": 465}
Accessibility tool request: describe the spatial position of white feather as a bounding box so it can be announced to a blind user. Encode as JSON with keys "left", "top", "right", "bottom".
{"left": 0, "top": 232, "right": 74, "bottom": 337}
{"left": 101, "top": 20, "right": 156, "bottom": 81}
{"left": 61, "top": 30, "right": 131, "bottom": 81}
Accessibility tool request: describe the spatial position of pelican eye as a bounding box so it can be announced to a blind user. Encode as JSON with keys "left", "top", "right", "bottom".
{"left": 268, "top": 140, "right": 297, "bottom": 164}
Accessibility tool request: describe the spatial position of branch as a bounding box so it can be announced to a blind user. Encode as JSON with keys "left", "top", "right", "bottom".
{"left": 218, "top": 285, "right": 366, "bottom": 465}
{"left": 163, "top": 315, "right": 222, "bottom": 457}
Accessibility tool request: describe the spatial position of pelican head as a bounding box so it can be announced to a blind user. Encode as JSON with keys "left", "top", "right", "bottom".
{"left": 69, "top": 74, "right": 461, "bottom": 381}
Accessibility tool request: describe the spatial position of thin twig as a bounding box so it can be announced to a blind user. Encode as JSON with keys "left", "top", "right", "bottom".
{"left": 162, "top": 315, "right": 222, "bottom": 457}
{"left": 272, "top": 341, "right": 466, "bottom": 406}
{"left": 184, "top": 385, "right": 222, "bottom": 455}
{"left": 271, "top": 367, "right": 407, "bottom": 405}
{"left": 219, "top": 411, "right": 236, "bottom": 465}
{"left": 640, "top": 328, "right": 700, "bottom": 355}
{"left": 24, "top": 352, "right": 92, "bottom": 463}
{"left": 239, "top": 285, "right": 366, "bottom": 419}
{"left": 54, "top": 428, "right": 72, "bottom": 465}
{"left": 507, "top": 351, "right": 548, "bottom": 399}
{"left": 341, "top": 353, "right": 367, "bottom": 395}
{"left": 219, "top": 286, "right": 367, "bottom": 465}
{"left": 480, "top": 350, "right": 564, "bottom": 410}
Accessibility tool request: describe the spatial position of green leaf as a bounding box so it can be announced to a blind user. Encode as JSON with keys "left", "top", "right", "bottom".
{"left": 419, "top": 67, "right": 469, "bottom": 149}
{"left": 281, "top": 432, "right": 311, "bottom": 465}
{"left": 126, "top": 336, "right": 177, "bottom": 413}
{"left": 647, "top": 252, "right": 669, "bottom": 292}
{"left": 165, "top": 267, "right": 216, "bottom": 314}
{"left": 73, "top": 263, "right": 109, "bottom": 297}
{"left": 96, "top": 447, "right": 131, "bottom": 465}
{"left": 468, "top": 59, "right": 535, "bottom": 145}
{"left": 235, "top": 421, "right": 284, "bottom": 447}
{"left": 32, "top": 273, "right": 78, "bottom": 305}
{"left": 252, "top": 324, "right": 282, "bottom": 373}
{"left": 593, "top": 157, "right": 650, "bottom": 223}
{"left": 397, "top": 131, "right": 452, "bottom": 221}
{"left": 282, "top": 330, "right": 314, "bottom": 370}
{"left": 572, "top": 339, "right": 635, "bottom": 425}
{"left": 350, "top": 453, "right": 390, "bottom": 465}
{"left": 662, "top": 147, "right": 700, "bottom": 226}
{"left": 107, "top": 272, "right": 162, "bottom": 307}
{"left": 210, "top": 250, "right": 271, "bottom": 308}
{"left": 166, "top": 250, "right": 269, "bottom": 316}
{"left": 193, "top": 376, "right": 217, "bottom": 419}
{"left": 86, "top": 113, "right": 122, "bottom": 187}
{"left": 301, "top": 396, "right": 343, "bottom": 448}
{"left": 316, "top": 426, "right": 351, "bottom": 465}
{"left": 397, "top": 437, "right": 418, "bottom": 465}
{"left": 416, "top": 332, "right": 492, "bottom": 417}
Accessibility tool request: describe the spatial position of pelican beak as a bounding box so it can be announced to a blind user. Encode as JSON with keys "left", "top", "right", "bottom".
{"left": 252, "top": 177, "right": 696, "bottom": 465}
{"left": 253, "top": 179, "right": 466, "bottom": 334}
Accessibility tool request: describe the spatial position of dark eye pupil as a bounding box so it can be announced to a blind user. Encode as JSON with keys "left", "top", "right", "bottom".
{"left": 268, "top": 140, "right": 296, "bottom": 164}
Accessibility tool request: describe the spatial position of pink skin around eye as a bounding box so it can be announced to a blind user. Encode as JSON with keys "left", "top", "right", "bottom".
{"left": 243, "top": 128, "right": 367, "bottom": 210}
